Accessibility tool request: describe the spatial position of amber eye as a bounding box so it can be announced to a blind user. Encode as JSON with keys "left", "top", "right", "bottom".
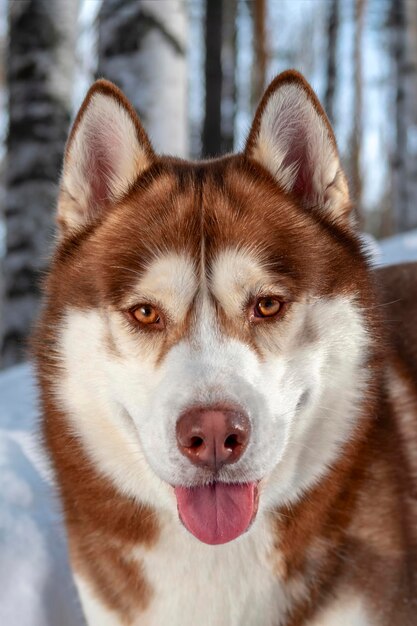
{"left": 254, "top": 297, "right": 282, "bottom": 318}
{"left": 131, "top": 304, "right": 162, "bottom": 326}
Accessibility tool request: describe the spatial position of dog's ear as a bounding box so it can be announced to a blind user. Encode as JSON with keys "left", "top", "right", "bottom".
{"left": 58, "top": 79, "right": 154, "bottom": 234}
{"left": 245, "top": 70, "right": 351, "bottom": 224}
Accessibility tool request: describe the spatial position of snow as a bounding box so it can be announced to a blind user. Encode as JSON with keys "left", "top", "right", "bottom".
{"left": 376, "top": 228, "right": 417, "bottom": 266}
{"left": 0, "top": 364, "right": 83, "bottom": 626}
{"left": 0, "top": 230, "right": 416, "bottom": 625}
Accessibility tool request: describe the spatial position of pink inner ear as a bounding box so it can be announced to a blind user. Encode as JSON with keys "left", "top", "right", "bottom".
{"left": 292, "top": 154, "right": 315, "bottom": 203}
{"left": 85, "top": 132, "right": 117, "bottom": 209}
{"left": 280, "top": 119, "right": 315, "bottom": 203}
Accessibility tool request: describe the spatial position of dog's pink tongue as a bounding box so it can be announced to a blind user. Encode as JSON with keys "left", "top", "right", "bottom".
{"left": 174, "top": 483, "right": 256, "bottom": 545}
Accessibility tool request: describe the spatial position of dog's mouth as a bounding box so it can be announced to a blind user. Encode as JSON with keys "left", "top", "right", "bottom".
{"left": 174, "top": 481, "right": 259, "bottom": 545}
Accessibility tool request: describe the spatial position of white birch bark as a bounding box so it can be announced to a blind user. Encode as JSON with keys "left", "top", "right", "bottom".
{"left": 351, "top": 0, "right": 365, "bottom": 226}
{"left": 403, "top": 0, "right": 417, "bottom": 231}
{"left": 388, "top": 0, "right": 417, "bottom": 233}
{"left": 390, "top": 0, "right": 408, "bottom": 234}
{"left": 1, "top": 0, "right": 79, "bottom": 367}
{"left": 324, "top": 0, "right": 339, "bottom": 126}
{"left": 97, "top": 0, "right": 188, "bottom": 157}
{"left": 221, "top": 0, "right": 237, "bottom": 153}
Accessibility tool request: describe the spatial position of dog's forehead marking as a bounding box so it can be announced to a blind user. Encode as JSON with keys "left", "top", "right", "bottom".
{"left": 131, "top": 252, "right": 198, "bottom": 318}
{"left": 209, "top": 247, "right": 283, "bottom": 315}
{"left": 127, "top": 246, "right": 291, "bottom": 331}
{"left": 131, "top": 247, "right": 274, "bottom": 315}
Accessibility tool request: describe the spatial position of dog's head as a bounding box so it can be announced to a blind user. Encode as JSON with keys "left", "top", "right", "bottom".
{"left": 42, "top": 71, "right": 374, "bottom": 545}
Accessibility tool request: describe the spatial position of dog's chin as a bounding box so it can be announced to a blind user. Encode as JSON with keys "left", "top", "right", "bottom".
{"left": 173, "top": 481, "right": 260, "bottom": 545}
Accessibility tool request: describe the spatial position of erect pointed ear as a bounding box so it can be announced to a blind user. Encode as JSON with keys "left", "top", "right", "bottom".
{"left": 245, "top": 70, "right": 351, "bottom": 224}
{"left": 58, "top": 79, "right": 154, "bottom": 234}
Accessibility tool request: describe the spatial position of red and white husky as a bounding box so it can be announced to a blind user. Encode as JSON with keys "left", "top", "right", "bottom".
{"left": 34, "top": 71, "right": 417, "bottom": 626}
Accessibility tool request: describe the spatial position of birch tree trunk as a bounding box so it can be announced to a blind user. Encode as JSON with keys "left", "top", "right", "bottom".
{"left": 402, "top": 0, "right": 417, "bottom": 231}
{"left": 1, "top": 0, "right": 78, "bottom": 368}
{"left": 351, "top": 0, "right": 365, "bottom": 226}
{"left": 250, "top": 0, "right": 268, "bottom": 112}
{"left": 221, "top": 0, "right": 237, "bottom": 153}
{"left": 202, "top": 0, "right": 222, "bottom": 157}
{"left": 389, "top": 0, "right": 408, "bottom": 233}
{"left": 97, "top": 0, "right": 188, "bottom": 157}
{"left": 324, "top": 0, "right": 339, "bottom": 125}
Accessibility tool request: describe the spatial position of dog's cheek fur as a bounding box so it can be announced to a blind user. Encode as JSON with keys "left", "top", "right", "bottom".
{"left": 261, "top": 295, "right": 370, "bottom": 509}
{"left": 55, "top": 308, "right": 176, "bottom": 512}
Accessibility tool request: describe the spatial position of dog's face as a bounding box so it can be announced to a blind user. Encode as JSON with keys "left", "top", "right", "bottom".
{"left": 46, "top": 72, "right": 372, "bottom": 545}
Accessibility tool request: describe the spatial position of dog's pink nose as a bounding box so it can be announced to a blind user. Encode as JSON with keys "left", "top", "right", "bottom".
{"left": 176, "top": 407, "right": 250, "bottom": 471}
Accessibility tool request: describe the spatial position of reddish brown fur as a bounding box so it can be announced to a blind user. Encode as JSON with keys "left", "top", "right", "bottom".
{"left": 32, "top": 73, "right": 417, "bottom": 625}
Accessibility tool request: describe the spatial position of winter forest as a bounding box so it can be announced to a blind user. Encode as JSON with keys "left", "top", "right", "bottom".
{"left": 1, "top": 0, "right": 417, "bottom": 369}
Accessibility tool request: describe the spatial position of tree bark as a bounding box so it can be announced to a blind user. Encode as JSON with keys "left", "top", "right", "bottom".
{"left": 351, "top": 0, "right": 366, "bottom": 226}
{"left": 221, "top": 0, "right": 237, "bottom": 153}
{"left": 1, "top": 0, "right": 78, "bottom": 367}
{"left": 202, "top": 0, "right": 223, "bottom": 157}
{"left": 97, "top": 0, "right": 188, "bottom": 157}
{"left": 324, "top": 0, "right": 339, "bottom": 125}
{"left": 250, "top": 0, "right": 268, "bottom": 112}
{"left": 402, "top": 0, "right": 417, "bottom": 231}
{"left": 389, "top": 0, "right": 408, "bottom": 233}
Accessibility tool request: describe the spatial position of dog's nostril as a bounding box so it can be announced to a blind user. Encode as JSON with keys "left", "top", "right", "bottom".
{"left": 224, "top": 434, "right": 240, "bottom": 450}
{"left": 176, "top": 407, "right": 250, "bottom": 469}
{"left": 189, "top": 436, "right": 204, "bottom": 449}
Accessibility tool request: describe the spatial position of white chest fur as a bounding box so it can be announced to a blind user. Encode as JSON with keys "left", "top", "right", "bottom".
{"left": 75, "top": 513, "right": 372, "bottom": 626}
{"left": 75, "top": 513, "right": 299, "bottom": 626}
{"left": 137, "top": 514, "right": 291, "bottom": 626}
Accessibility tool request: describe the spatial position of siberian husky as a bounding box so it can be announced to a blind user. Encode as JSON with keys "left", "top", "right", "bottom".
{"left": 33, "top": 70, "right": 417, "bottom": 626}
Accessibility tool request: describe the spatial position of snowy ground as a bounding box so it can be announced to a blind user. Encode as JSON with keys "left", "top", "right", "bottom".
{"left": 0, "top": 229, "right": 416, "bottom": 625}
{"left": 375, "top": 228, "right": 417, "bottom": 266}
{"left": 0, "top": 365, "right": 84, "bottom": 626}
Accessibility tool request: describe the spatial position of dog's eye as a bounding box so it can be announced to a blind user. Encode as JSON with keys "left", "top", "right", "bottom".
{"left": 130, "top": 304, "right": 163, "bottom": 327}
{"left": 254, "top": 297, "right": 282, "bottom": 319}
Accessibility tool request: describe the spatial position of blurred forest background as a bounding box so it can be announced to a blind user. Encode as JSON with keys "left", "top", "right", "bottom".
{"left": 0, "top": 0, "right": 416, "bottom": 369}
